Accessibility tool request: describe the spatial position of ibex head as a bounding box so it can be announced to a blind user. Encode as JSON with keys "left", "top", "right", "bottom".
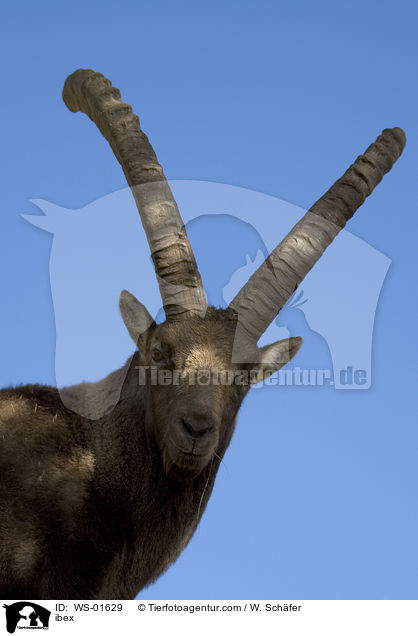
{"left": 119, "top": 295, "right": 302, "bottom": 479}
{"left": 63, "top": 70, "right": 405, "bottom": 480}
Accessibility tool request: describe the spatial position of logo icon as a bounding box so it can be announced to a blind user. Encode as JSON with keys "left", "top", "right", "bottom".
{"left": 2, "top": 603, "right": 51, "bottom": 633}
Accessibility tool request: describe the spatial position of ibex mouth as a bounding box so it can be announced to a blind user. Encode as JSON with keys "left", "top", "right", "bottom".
{"left": 162, "top": 436, "right": 214, "bottom": 481}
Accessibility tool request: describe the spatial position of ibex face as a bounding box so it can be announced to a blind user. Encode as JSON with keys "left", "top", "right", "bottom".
{"left": 142, "top": 308, "right": 242, "bottom": 480}
{"left": 120, "top": 298, "right": 302, "bottom": 479}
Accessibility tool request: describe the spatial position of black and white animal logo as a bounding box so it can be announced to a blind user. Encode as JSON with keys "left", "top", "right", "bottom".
{"left": 2, "top": 602, "right": 50, "bottom": 633}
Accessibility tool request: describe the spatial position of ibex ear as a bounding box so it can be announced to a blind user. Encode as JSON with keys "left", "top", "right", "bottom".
{"left": 257, "top": 336, "right": 303, "bottom": 380}
{"left": 119, "top": 290, "right": 155, "bottom": 345}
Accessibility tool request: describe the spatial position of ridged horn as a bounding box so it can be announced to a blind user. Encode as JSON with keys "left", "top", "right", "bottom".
{"left": 63, "top": 69, "right": 207, "bottom": 320}
{"left": 229, "top": 127, "right": 406, "bottom": 343}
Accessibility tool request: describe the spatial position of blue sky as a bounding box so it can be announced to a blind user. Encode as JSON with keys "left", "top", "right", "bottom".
{"left": 1, "top": 1, "right": 417, "bottom": 599}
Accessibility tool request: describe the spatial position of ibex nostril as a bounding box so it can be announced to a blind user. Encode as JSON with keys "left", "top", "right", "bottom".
{"left": 181, "top": 418, "right": 213, "bottom": 439}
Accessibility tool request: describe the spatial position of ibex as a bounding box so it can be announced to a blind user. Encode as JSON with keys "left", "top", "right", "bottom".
{"left": 0, "top": 69, "right": 405, "bottom": 599}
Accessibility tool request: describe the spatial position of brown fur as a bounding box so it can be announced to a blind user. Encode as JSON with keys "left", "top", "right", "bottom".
{"left": 0, "top": 309, "right": 255, "bottom": 599}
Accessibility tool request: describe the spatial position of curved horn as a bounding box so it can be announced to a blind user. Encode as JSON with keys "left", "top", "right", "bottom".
{"left": 229, "top": 127, "right": 406, "bottom": 343}
{"left": 63, "top": 69, "right": 207, "bottom": 320}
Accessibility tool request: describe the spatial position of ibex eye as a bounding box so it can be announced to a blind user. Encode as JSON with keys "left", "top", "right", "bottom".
{"left": 152, "top": 349, "right": 163, "bottom": 362}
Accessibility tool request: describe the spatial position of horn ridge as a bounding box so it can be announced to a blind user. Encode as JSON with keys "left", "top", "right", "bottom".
{"left": 63, "top": 69, "right": 207, "bottom": 320}
{"left": 229, "top": 127, "right": 406, "bottom": 342}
